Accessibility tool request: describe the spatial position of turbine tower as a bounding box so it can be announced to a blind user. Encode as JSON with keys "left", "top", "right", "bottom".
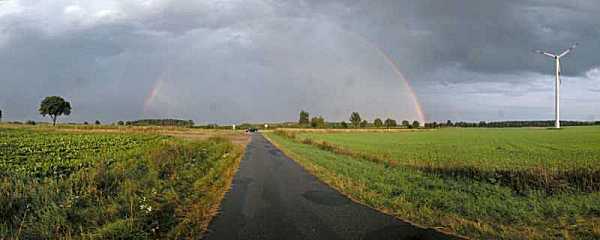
{"left": 535, "top": 43, "right": 577, "bottom": 129}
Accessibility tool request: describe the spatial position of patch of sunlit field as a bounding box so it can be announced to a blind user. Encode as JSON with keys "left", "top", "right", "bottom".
{"left": 292, "top": 127, "right": 600, "bottom": 193}
{"left": 296, "top": 127, "right": 600, "bottom": 171}
{"left": 265, "top": 127, "right": 600, "bottom": 239}
{"left": 0, "top": 124, "right": 245, "bottom": 239}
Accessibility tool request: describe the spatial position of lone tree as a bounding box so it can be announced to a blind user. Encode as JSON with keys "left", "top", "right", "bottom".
{"left": 373, "top": 118, "right": 383, "bottom": 128}
{"left": 39, "top": 96, "right": 71, "bottom": 126}
{"left": 384, "top": 118, "right": 397, "bottom": 128}
{"left": 299, "top": 110, "right": 310, "bottom": 125}
{"left": 349, "top": 112, "right": 361, "bottom": 128}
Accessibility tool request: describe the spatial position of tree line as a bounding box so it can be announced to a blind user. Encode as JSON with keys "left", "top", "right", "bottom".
{"left": 425, "top": 120, "right": 600, "bottom": 128}
{"left": 124, "top": 119, "right": 194, "bottom": 127}
{"left": 297, "top": 110, "right": 600, "bottom": 129}
{"left": 2, "top": 99, "right": 600, "bottom": 129}
{"left": 298, "top": 110, "right": 421, "bottom": 129}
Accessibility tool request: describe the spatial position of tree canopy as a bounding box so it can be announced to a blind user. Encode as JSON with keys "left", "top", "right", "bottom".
{"left": 360, "top": 120, "right": 368, "bottom": 128}
{"left": 384, "top": 118, "right": 397, "bottom": 128}
{"left": 373, "top": 118, "right": 383, "bottom": 128}
{"left": 402, "top": 120, "right": 410, "bottom": 127}
{"left": 39, "top": 96, "right": 71, "bottom": 126}
{"left": 299, "top": 110, "right": 310, "bottom": 125}
{"left": 349, "top": 112, "right": 361, "bottom": 127}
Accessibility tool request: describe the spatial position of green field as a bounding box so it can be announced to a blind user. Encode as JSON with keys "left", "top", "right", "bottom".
{"left": 0, "top": 128, "right": 162, "bottom": 178}
{"left": 266, "top": 127, "right": 600, "bottom": 239}
{"left": 295, "top": 127, "right": 600, "bottom": 171}
{"left": 0, "top": 127, "right": 243, "bottom": 239}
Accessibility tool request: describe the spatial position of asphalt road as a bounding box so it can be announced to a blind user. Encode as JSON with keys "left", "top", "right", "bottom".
{"left": 204, "top": 134, "right": 459, "bottom": 240}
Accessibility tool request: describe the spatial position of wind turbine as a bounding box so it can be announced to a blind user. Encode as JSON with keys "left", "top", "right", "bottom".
{"left": 535, "top": 43, "right": 578, "bottom": 129}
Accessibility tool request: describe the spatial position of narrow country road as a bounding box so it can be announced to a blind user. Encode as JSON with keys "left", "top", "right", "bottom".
{"left": 205, "top": 134, "right": 458, "bottom": 240}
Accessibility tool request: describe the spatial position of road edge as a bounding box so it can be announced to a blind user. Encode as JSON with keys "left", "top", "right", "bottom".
{"left": 199, "top": 138, "right": 249, "bottom": 239}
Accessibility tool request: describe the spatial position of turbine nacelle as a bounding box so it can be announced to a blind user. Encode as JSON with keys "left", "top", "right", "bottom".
{"left": 534, "top": 43, "right": 578, "bottom": 59}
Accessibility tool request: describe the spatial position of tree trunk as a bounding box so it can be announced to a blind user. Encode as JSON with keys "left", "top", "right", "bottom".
{"left": 52, "top": 115, "right": 57, "bottom": 126}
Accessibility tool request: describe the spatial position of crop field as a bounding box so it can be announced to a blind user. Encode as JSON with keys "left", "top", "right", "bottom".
{"left": 293, "top": 127, "right": 600, "bottom": 171}
{"left": 0, "top": 128, "right": 162, "bottom": 178}
{"left": 0, "top": 126, "right": 245, "bottom": 239}
{"left": 266, "top": 127, "right": 600, "bottom": 239}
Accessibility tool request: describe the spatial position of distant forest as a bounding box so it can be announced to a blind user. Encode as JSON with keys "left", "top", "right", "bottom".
{"left": 426, "top": 120, "right": 600, "bottom": 128}
{"left": 125, "top": 119, "right": 194, "bottom": 127}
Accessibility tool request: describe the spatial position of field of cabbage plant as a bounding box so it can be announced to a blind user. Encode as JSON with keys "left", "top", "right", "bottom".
{"left": 0, "top": 126, "right": 243, "bottom": 239}
{"left": 0, "top": 128, "right": 162, "bottom": 178}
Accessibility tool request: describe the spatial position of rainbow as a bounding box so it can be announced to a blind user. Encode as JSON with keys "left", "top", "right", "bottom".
{"left": 143, "top": 79, "right": 162, "bottom": 113}
{"left": 144, "top": 28, "right": 426, "bottom": 123}
{"left": 347, "top": 32, "right": 427, "bottom": 123}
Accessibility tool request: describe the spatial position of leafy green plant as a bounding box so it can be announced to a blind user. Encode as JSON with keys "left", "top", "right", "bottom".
{"left": 0, "top": 127, "right": 242, "bottom": 239}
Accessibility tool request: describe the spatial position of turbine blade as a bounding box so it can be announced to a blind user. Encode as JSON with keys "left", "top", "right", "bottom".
{"left": 558, "top": 43, "right": 578, "bottom": 57}
{"left": 535, "top": 50, "right": 556, "bottom": 58}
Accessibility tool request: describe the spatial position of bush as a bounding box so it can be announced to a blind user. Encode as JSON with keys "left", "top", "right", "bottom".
{"left": 25, "top": 120, "right": 36, "bottom": 125}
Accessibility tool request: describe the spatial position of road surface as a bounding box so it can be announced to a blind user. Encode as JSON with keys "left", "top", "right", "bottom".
{"left": 205, "top": 134, "right": 459, "bottom": 240}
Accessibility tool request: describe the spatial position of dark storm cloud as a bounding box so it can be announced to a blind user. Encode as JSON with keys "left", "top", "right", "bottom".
{"left": 0, "top": 0, "right": 599, "bottom": 123}
{"left": 307, "top": 0, "right": 600, "bottom": 80}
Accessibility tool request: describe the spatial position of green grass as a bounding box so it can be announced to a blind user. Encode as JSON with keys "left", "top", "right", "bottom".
{"left": 296, "top": 127, "right": 600, "bottom": 171}
{"left": 0, "top": 127, "right": 243, "bottom": 239}
{"left": 265, "top": 128, "right": 600, "bottom": 239}
{"left": 287, "top": 127, "right": 600, "bottom": 193}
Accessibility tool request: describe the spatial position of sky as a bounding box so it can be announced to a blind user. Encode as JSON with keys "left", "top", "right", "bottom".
{"left": 0, "top": 0, "right": 599, "bottom": 124}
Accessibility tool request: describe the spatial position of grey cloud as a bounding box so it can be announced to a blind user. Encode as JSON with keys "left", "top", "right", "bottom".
{"left": 309, "top": 0, "right": 600, "bottom": 80}
{"left": 0, "top": 0, "right": 599, "bottom": 123}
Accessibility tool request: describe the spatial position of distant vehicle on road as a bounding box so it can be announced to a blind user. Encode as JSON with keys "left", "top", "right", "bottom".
{"left": 246, "top": 128, "right": 258, "bottom": 133}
